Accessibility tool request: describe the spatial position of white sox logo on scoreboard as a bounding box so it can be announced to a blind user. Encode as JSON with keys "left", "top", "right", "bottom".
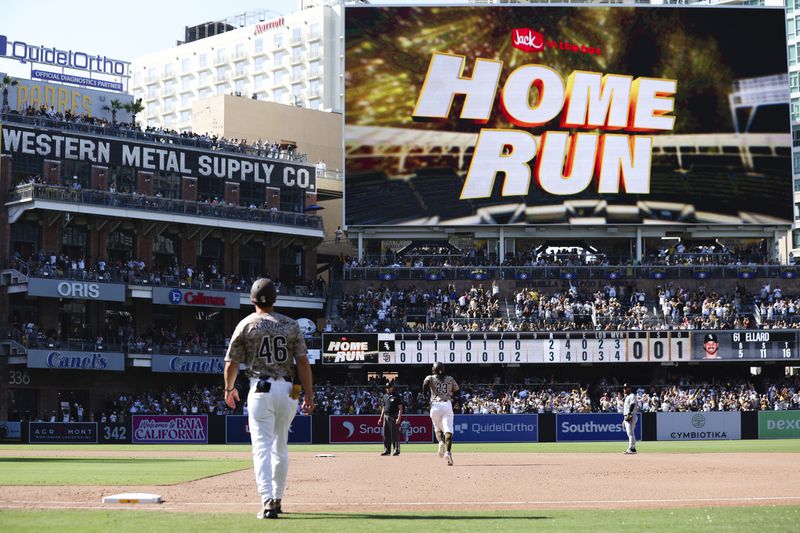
{"left": 381, "top": 331, "right": 691, "bottom": 365}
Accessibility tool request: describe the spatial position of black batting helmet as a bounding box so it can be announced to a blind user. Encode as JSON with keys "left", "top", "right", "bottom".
{"left": 432, "top": 362, "right": 445, "bottom": 376}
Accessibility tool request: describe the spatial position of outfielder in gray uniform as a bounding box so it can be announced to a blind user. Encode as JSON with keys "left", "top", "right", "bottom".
{"left": 423, "top": 362, "right": 459, "bottom": 466}
{"left": 224, "top": 278, "right": 314, "bottom": 519}
{"left": 622, "top": 383, "right": 638, "bottom": 454}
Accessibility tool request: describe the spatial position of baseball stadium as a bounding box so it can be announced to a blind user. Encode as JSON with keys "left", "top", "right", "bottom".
{"left": 1, "top": 2, "right": 800, "bottom": 532}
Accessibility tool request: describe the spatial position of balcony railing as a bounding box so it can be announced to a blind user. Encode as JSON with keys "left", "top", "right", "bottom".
{"left": 1, "top": 112, "right": 308, "bottom": 163}
{"left": 8, "top": 184, "right": 324, "bottom": 230}
{"left": 343, "top": 264, "right": 797, "bottom": 281}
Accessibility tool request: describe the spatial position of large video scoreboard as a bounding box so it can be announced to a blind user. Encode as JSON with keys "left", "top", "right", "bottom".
{"left": 322, "top": 331, "right": 799, "bottom": 365}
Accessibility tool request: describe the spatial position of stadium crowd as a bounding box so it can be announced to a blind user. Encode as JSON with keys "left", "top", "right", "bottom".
{"left": 12, "top": 252, "right": 326, "bottom": 297}
{"left": 32, "top": 375, "right": 800, "bottom": 423}
{"left": 331, "top": 280, "right": 773, "bottom": 332}
{"left": 3, "top": 107, "right": 303, "bottom": 161}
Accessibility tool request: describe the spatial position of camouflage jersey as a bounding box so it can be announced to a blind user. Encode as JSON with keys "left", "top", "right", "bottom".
{"left": 224, "top": 311, "right": 307, "bottom": 380}
{"left": 423, "top": 374, "right": 459, "bottom": 403}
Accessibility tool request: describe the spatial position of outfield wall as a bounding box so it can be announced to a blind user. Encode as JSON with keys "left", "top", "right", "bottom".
{"left": 12, "top": 411, "right": 800, "bottom": 444}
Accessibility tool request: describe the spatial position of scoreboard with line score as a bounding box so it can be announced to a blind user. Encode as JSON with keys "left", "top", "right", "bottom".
{"left": 323, "top": 331, "right": 694, "bottom": 364}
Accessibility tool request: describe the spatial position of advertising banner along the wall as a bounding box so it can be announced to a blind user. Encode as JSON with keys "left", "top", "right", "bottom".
{"left": 556, "top": 413, "right": 642, "bottom": 442}
{"left": 344, "top": 6, "right": 791, "bottom": 226}
{"left": 131, "top": 415, "right": 208, "bottom": 444}
{"left": 26, "top": 349, "right": 125, "bottom": 371}
{"left": 28, "top": 422, "right": 98, "bottom": 443}
{"left": 329, "top": 414, "right": 433, "bottom": 444}
{"left": 27, "top": 278, "right": 126, "bottom": 302}
{"left": 656, "top": 412, "right": 742, "bottom": 441}
{"left": 758, "top": 411, "right": 800, "bottom": 439}
{"left": 225, "top": 415, "right": 312, "bottom": 444}
{"left": 453, "top": 414, "right": 538, "bottom": 442}
{"left": 1, "top": 123, "right": 316, "bottom": 191}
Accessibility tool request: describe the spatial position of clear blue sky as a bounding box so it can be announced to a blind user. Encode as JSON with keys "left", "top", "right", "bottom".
{"left": 0, "top": 0, "right": 300, "bottom": 77}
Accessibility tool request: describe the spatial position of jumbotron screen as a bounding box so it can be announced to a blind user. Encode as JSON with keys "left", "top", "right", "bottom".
{"left": 344, "top": 6, "right": 791, "bottom": 227}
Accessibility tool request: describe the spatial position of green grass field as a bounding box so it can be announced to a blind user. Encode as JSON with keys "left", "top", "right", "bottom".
{"left": 0, "top": 507, "right": 798, "bottom": 533}
{"left": 1, "top": 440, "right": 798, "bottom": 532}
{"left": 2, "top": 439, "right": 799, "bottom": 454}
{"left": 0, "top": 457, "right": 252, "bottom": 485}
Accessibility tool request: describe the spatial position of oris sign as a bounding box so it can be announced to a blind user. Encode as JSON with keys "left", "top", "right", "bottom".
{"left": 152, "top": 287, "right": 239, "bottom": 308}
{"left": 26, "top": 349, "right": 125, "bottom": 371}
{"left": 27, "top": 278, "right": 126, "bottom": 302}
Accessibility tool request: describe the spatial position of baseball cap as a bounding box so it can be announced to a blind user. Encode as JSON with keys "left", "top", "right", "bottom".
{"left": 704, "top": 333, "right": 718, "bottom": 343}
{"left": 250, "top": 278, "right": 276, "bottom": 306}
{"left": 386, "top": 381, "right": 395, "bottom": 389}
{"left": 622, "top": 382, "right": 631, "bottom": 389}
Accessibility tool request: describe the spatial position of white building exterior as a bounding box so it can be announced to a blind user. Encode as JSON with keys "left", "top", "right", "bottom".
{"left": 129, "top": 1, "right": 342, "bottom": 132}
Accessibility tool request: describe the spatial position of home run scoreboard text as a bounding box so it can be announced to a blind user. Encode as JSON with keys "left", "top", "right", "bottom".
{"left": 322, "top": 331, "right": 799, "bottom": 364}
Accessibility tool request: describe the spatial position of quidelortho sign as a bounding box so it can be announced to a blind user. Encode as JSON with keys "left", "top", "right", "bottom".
{"left": 0, "top": 34, "right": 128, "bottom": 76}
{"left": 1, "top": 124, "right": 317, "bottom": 191}
{"left": 26, "top": 349, "right": 125, "bottom": 371}
{"left": 150, "top": 355, "right": 226, "bottom": 374}
{"left": 152, "top": 287, "right": 240, "bottom": 309}
{"left": 656, "top": 412, "right": 741, "bottom": 441}
{"left": 453, "top": 414, "right": 538, "bottom": 442}
{"left": 758, "top": 411, "right": 800, "bottom": 439}
{"left": 27, "top": 278, "right": 126, "bottom": 302}
{"left": 556, "top": 413, "right": 642, "bottom": 442}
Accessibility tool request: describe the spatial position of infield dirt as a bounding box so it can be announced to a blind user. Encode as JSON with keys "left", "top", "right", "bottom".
{"left": 1, "top": 448, "right": 799, "bottom": 514}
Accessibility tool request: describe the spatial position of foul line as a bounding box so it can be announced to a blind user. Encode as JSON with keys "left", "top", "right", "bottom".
{"left": 4, "top": 495, "right": 800, "bottom": 508}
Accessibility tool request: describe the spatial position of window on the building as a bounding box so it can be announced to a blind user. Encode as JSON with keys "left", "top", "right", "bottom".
{"left": 235, "top": 43, "right": 246, "bottom": 59}
{"left": 154, "top": 172, "right": 181, "bottom": 199}
{"left": 790, "top": 44, "right": 797, "bottom": 66}
{"left": 274, "top": 33, "right": 283, "bottom": 48}
{"left": 107, "top": 230, "right": 136, "bottom": 264}
{"left": 61, "top": 226, "right": 88, "bottom": 259}
{"left": 197, "top": 236, "right": 224, "bottom": 273}
{"left": 791, "top": 72, "right": 799, "bottom": 93}
{"left": 255, "top": 57, "right": 265, "bottom": 71}
{"left": 180, "top": 110, "right": 191, "bottom": 123}
{"left": 199, "top": 53, "right": 207, "bottom": 68}
{"left": 181, "top": 76, "right": 192, "bottom": 90}
{"left": 181, "top": 94, "right": 191, "bottom": 107}
{"left": 153, "top": 233, "right": 180, "bottom": 270}
{"left": 255, "top": 38, "right": 263, "bottom": 53}
{"left": 793, "top": 98, "right": 800, "bottom": 122}
{"left": 789, "top": 18, "right": 796, "bottom": 38}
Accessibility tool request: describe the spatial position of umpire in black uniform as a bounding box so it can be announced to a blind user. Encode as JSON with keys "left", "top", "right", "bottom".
{"left": 379, "top": 381, "right": 404, "bottom": 456}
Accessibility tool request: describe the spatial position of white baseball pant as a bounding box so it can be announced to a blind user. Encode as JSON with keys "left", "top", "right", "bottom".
{"left": 623, "top": 414, "right": 637, "bottom": 449}
{"left": 248, "top": 377, "right": 298, "bottom": 502}
{"left": 430, "top": 400, "right": 454, "bottom": 434}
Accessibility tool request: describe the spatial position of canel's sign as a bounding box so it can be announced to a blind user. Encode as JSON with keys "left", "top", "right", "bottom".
{"left": 0, "top": 34, "right": 129, "bottom": 76}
